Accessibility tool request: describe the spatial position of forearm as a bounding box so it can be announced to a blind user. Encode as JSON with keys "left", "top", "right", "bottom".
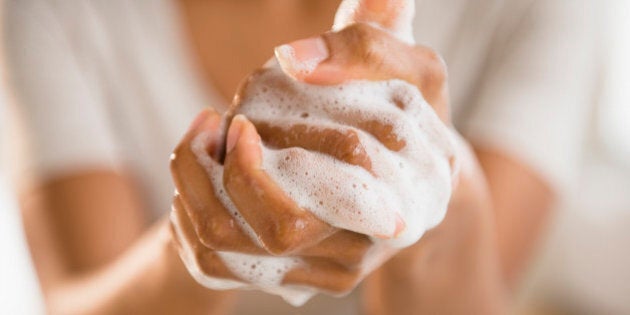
{"left": 44, "top": 219, "right": 234, "bottom": 315}
{"left": 474, "top": 147, "right": 554, "bottom": 288}
{"left": 361, "top": 153, "right": 508, "bottom": 315}
{"left": 361, "top": 225, "right": 507, "bottom": 315}
{"left": 362, "top": 262, "right": 506, "bottom": 315}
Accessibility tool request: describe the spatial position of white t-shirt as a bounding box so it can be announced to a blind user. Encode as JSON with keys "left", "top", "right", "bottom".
{"left": 3, "top": 0, "right": 628, "bottom": 314}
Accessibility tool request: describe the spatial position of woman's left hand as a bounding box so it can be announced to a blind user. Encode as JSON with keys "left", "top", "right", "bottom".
{"left": 275, "top": 0, "right": 508, "bottom": 313}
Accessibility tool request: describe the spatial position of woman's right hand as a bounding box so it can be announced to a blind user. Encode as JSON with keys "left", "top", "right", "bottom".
{"left": 169, "top": 61, "right": 454, "bottom": 295}
{"left": 169, "top": 109, "right": 380, "bottom": 294}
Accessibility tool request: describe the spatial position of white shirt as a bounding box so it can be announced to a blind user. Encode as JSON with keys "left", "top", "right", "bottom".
{"left": 3, "top": 0, "right": 628, "bottom": 313}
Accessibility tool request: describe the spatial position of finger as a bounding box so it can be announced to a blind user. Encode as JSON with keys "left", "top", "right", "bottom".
{"left": 174, "top": 117, "right": 376, "bottom": 266}
{"left": 300, "top": 230, "right": 373, "bottom": 268}
{"left": 170, "top": 109, "right": 263, "bottom": 254}
{"left": 238, "top": 116, "right": 408, "bottom": 238}
{"left": 255, "top": 137, "right": 406, "bottom": 239}
{"left": 173, "top": 196, "right": 370, "bottom": 291}
{"left": 304, "top": 101, "right": 410, "bottom": 152}
{"left": 235, "top": 67, "right": 419, "bottom": 153}
{"left": 283, "top": 257, "right": 362, "bottom": 295}
{"left": 170, "top": 196, "right": 240, "bottom": 281}
{"left": 223, "top": 115, "right": 337, "bottom": 255}
{"left": 177, "top": 109, "right": 223, "bottom": 159}
{"left": 274, "top": 24, "right": 449, "bottom": 122}
{"left": 254, "top": 121, "right": 373, "bottom": 172}
{"left": 333, "top": 0, "right": 415, "bottom": 43}
{"left": 242, "top": 102, "right": 407, "bottom": 153}
{"left": 231, "top": 70, "right": 412, "bottom": 156}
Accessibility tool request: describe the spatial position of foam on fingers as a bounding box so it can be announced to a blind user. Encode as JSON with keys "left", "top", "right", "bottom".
{"left": 223, "top": 116, "right": 337, "bottom": 255}
{"left": 261, "top": 145, "right": 400, "bottom": 238}
{"left": 173, "top": 0, "right": 457, "bottom": 305}
{"left": 177, "top": 64, "right": 457, "bottom": 305}
{"left": 237, "top": 65, "right": 456, "bottom": 247}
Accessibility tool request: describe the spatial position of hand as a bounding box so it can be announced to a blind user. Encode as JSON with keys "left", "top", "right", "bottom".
{"left": 170, "top": 26, "right": 455, "bottom": 302}
{"left": 274, "top": 0, "right": 507, "bottom": 313}
{"left": 170, "top": 110, "right": 376, "bottom": 296}
{"left": 362, "top": 139, "right": 508, "bottom": 315}
{"left": 170, "top": 0, "right": 499, "bottom": 310}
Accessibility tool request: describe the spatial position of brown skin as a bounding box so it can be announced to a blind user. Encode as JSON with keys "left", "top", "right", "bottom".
{"left": 363, "top": 136, "right": 506, "bottom": 315}
{"left": 17, "top": 0, "right": 553, "bottom": 314}
{"left": 475, "top": 146, "right": 554, "bottom": 286}
{"left": 362, "top": 146, "right": 553, "bottom": 315}
{"left": 178, "top": 0, "right": 341, "bottom": 101}
{"left": 169, "top": 110, "right": 374, "bottom": 293}
{"left": 20, "top": 173, "right": 233, "bottom": 315}
{"left": 20, "top": 171, "right": 145, "bottom": 286}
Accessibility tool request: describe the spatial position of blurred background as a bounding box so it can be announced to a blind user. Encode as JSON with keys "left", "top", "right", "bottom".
{"left": 1, "top": 0, "right": 629, "bottom": 314}
{"left": 0, "top": 75, "right": 44, "bottom": 314}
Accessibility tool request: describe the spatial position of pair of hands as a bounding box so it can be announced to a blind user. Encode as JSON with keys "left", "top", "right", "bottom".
{"left": 170, "top": 0, "right": 505, "bottom": 308}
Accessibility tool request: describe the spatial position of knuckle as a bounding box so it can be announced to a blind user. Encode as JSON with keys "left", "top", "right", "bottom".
{"left": 344, "top": 22, "right": 378, "bottom": 40}
{"left": 414, "top": 46, "right": 448, "bottom": 84}
{"left": 262, "top": 229, "right": 302, "bottom": 256}
{"left": 359, "top": 113, "right": 408, "bottom": 152}
{"left": 339, "top": 256, "right": 363, "bottom": 270}
{"left": 195, "top": 251, "right": 232, "bottom": 279}
{"left": 263, "top": 219, "right": 332, "bottom": 256}
{"left": 331, "top": 272, "right": 361, "bottom": 294}
{"left": 200, "top": 224, "right": 231, "bottom": 250}
{"left": 341, "top": 23, "right": 386, "bottom": 66}
{"left": 169, "top": 143, "right": 189, "bottom": 170}
{"left": 263, "top": 239, "right": 292, "bottom": 256}
{"left": 169, "top": 149, "right": 181, "bottom": 169}
{"left": 330, "top": 128, "right": 373, "bottom": 171}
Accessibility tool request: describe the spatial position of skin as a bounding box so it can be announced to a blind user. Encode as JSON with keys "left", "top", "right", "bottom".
{"left": 17, "top": 0, "right": 553, "bottom": 314}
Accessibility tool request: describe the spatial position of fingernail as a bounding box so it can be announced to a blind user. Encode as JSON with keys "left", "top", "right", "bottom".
{"left": 226, "top": 115, "right": 246, "bottom": 154}
{"left": 188, "top": 109, "right": 211, "bottom": 132}
{"left": 275, "top": 36, "right": 329, "bottom": 79}
{"left": 393, "top": 213, "right": 406, "bottom": 237}
{"left": 373, "top": 214, "right": 406, "bottom": 239}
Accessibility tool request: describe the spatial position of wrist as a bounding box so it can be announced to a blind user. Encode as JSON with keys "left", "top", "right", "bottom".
{"left": 138, "top": 218, "right": 233, "bottom": 314}
{"left": 362, "top": 227, "right": 508, "bottom": 315}
{"left": 159, "top": 217, "right": 237, "bottom": 314}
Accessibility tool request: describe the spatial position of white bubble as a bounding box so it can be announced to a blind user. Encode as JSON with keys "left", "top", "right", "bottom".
{"left": 180, "top": 46, "right": 457, "bottom": 306}
{"left": 240, "top": 65, "right": 457, "bottom": 247}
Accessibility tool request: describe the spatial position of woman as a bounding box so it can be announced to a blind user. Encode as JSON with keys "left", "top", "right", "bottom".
{"left": 4, "top": 0, "right": 596, "bottom": 313}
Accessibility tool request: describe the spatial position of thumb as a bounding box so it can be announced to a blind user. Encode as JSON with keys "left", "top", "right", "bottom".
{"left": 274, "top": 23, "right": 431, "bottom": 86}
{"left": 333, "top": 0, "right": 415, "bottom": 44}
{"left": 274, "top": 0, "right": 418, "bottom": 84}
{"left": 274, "top": 24, "right": 449, "bottom": 121}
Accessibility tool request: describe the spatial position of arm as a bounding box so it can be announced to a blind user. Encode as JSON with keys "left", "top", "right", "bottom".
{"left": 3, "top": 1, "right": 235, "bottom": 312}
{"left": 19, "top": 170, "right": 234, "bottom": 315}
{"left": 273, "top": 7, "right": 509, "bottom": 312}
{"left": 475, "top": 148, "right": 553, "bottom": 287}
{"left": 362, "top": 148, "right": 550, "bottom": 315}
{"left": 275, "top": 0, "right": 556, "bottom": 312}
{"left": 356, "top": 0, "right": 597, "bottom": 311}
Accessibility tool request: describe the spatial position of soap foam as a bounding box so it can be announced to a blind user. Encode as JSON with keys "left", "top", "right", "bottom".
{"left": 240, "top": 65, "right": 456, "bottom": 248}
{"left": 170, "top": 208, "right": 244, "bottom": 291}
{"left": 216, "top": 251, "right": 316, "bottom": 306}
{"left": 175, "top": 0, "right": 457, "bottom": 306}
{"left": 179, "top": 64, "right": 457, "bottom": 306}
{"left": 170, "top": 202, "right": 316, "bottom": 306}
{"left": 191, "top": 131, "right": 262, "bottom": 246}
{"left": 177, "top": 133, "right": 318, "bottom": 306}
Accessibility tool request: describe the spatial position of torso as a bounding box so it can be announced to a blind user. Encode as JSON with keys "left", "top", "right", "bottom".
{"left": 176, "top": 0, "right": 340, "bottom": 101}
